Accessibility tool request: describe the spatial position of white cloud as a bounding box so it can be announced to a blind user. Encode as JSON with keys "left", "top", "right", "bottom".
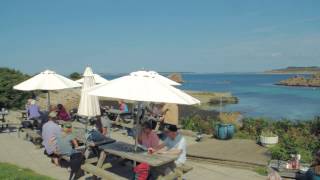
{"left": 271, "top": 52, "right": 282, "bottom": 57}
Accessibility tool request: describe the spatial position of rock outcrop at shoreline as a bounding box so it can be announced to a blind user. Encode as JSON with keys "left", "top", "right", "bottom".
{"left": 168, "top": 73, "right": 184, "bottom": 83}
{"left": 187, "top": 91, "right": 238, "bottom": 106}
{"left": 276, "top": 73, "right": 320, "bottom": 87}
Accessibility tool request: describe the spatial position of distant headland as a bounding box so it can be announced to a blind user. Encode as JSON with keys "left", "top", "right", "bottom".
{"left": 265, "top": 66, "right": 320, "bottom": 74}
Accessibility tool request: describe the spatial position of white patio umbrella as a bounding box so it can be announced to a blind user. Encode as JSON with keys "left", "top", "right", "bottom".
{"left": 13, "top": 69, "right": 81, "bottom": 111}
{"left": 88, "top": 71, "right": 199, "bottom": 105}
{"left": 77, "top": 67, "right": 101, "bottom": 131}
{"left": 76, "top": 74, "right": 109, "bottom": 84}
{"left": 88, "top": 70, "right": 200, "bottom": 155}
{"left": 148, "top": 71, "right": 181, "bottom": 86}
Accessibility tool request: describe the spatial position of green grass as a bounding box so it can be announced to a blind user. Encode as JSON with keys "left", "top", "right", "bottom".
{"left": 0, "top": 163, "right": 55, "bottom": 180}
{"left": 254, "top": 166, "right": 268, "bottom": 176}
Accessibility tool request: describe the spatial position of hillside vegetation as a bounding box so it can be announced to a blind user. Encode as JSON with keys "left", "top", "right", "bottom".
{"left": 0, "top": 67, "right": 32, "bottom": 109}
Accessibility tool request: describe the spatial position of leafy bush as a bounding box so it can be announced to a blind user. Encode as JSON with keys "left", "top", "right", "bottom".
{"left": 260, "top": 129, "right": 277, "bottom": 137}
{"left": 181, "top": 115, "right": 218, "bottom": 134}
{"left": 237, "top": 117, "right": 320, "bottom": 163}
{"left": 241, "top": 118, "right": 270, "bottom": 137}
{"left": 0, "top": 67, "right": 32, "bottom": 109}
{"left": 69, "top": 72, "right": 81, "bottom": 80}
{"left": 269, "top": 145, "right": 290, "bottom": 161}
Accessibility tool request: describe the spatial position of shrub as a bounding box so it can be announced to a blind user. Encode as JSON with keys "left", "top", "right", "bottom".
{"left": 181, "top": 115, "right": 218, "bottom": 134}
{"left": 261, "top": 129, "right": 277, "bottom": 137}
{"left": 237, "top": 117, "right": 320, "bottom": 163}
{"left": 241, "top": 118, "right": 269, "bottom": 137}
{"left": 270, "top": 145, "right": 290, "bottom": 161}
{"left": 69, "top": 72, "right": 81, "bottom": 80}
{"left": 0, "top": 67, "right": 32, "bottom": 109}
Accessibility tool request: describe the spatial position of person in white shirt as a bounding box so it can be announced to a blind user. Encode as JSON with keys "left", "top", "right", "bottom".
{"left": 148, "top": 124, "right": 187, "bottom": 176}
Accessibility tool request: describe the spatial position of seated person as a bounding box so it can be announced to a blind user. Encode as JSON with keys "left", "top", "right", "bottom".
{"left": 26, "top": 99, "right": 41, "bottom": 120}
{"left": 96, "top": 115, "right": 111, "bottom": 137}
{"left": 55, "top": 123, "right": 79, "bottom": 156}
{"left": 149, "top": 124, "right": 186, "bottom": 176}
{"left": 42, "top": 112, "right": 61, "bottom": 165}
{"left": 56, "top": 104, "right": 71, "bottom": 121}
{"left": 118, "top": 100, "right": 129, "bottom": 113}
{"left": 138, "top": 121, "right": 160, "bottom": 149}
{"left": 147, "top": 103, "right": 162, "bottom": 118}
{"left": 306, "top": 150, "right": 320, "bottom": 180}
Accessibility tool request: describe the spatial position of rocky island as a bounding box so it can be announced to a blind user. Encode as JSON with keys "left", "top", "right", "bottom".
{"left": 276, "top": 73, "right": 320, "bottom": 87}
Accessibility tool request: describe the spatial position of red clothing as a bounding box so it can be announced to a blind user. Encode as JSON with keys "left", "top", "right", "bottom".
{"left": 134, "top": 163, "right": 150, "bottom": 180}
{"left": 57, "top": 107, "right": 71, "bottom": 121}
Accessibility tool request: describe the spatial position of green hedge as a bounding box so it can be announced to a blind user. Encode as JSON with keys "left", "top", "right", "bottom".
{"left": 0, "top": 67, "right": 32, "bottom": 109}
{"left": 182, "top": 115, "right": 320, "bottom": 163}
{"left": 239, "top": 118, "right": 320, "bottom": 163}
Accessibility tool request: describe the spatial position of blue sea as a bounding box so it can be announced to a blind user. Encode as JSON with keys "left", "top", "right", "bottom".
{"left": 106, "top": 73, "right": 320, "bottom": 120}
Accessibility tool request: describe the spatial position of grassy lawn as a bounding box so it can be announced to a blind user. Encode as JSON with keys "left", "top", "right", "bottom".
{"left": 0, "top": 162, "right": 55, "bottom": 180}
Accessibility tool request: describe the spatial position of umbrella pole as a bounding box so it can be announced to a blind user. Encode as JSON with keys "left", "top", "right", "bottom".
{"left": 85, "top": 117, "right": 88, "bottom": 132}
{"left": 134, "top": 101, "right": 143, "bottom": 167}
{"left": 47, "top": 91, "right": 51, "bottom": 112}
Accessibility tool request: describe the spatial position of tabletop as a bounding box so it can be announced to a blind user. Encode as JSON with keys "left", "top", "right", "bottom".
{"left": 106, "top": 109, "right": 123, "bottom": 115}
{"left": 99, "top": 141, "right": 177, "bottom": 167}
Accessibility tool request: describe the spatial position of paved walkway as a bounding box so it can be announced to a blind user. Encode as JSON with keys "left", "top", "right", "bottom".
{"left": 0, "top": 111, "right": 266, "bottom": 179}
{"left": 188, "top": 138, "right": 270, "bottom": 166}
{"left": 0, "top": 131, "right": 266, "bottom": 180}
{"left": 0, "top": 132, "right": 69, "bottom": 180}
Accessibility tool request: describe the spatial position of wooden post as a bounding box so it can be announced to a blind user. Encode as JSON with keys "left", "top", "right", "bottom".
{"left": 97, "top": 151, "right": 107, "bottom": 168}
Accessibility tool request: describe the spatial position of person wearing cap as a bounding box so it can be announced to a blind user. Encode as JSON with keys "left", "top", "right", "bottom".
{"left": 42, "top": 111, "right": 61, "bottom": 165}
{"left": 150, "top": 124, "right": 186, "bottom": 165}
{"left": 54, "top": 122, "right": 79, "bottom": 156}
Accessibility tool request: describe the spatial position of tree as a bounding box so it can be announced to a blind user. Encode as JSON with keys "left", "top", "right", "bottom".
{"left": 69, "top": 72, "right": 81, "bottom": 80}
{"left": 0, "top": 67, "right": 32, "bottom": 109}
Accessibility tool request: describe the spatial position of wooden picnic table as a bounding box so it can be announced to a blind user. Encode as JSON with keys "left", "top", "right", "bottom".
{"left": 98, "top": 141, "right": 178, "bottom": 167}
{"left": 88, "top": 141, "right": 185, "bottom": 180}
{"left": 269, "top": 160, "right": 309, "bottom": 179}
{"left": 82, "top": 141, "right": 192, "bottom": 179}
{"left": 105, "top": 109, "right": 135, "bottom": 130}
{"left": 19, "top": 110, "right": 27, "bottom": 120}
{"left": 106, "top": 109, "right": 123, "bottom": 115}
{"left": 0, "top": 110, "right": 9, "bottom": 122}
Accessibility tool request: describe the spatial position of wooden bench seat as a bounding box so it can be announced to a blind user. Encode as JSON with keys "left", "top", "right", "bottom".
{"left": 23, "top": 128, "right": 42, "bottom": 145}
{"left": 0, "top": 122, "right": 9, "bottom": 129}
{"left": 179, "top": 164, "right": 193, "bottom": 173}
{"left": 157, "top": 164, "right": 193, "bottom": 180}
{"left": 81, "top": 163, "right": 119, "bottom": 180}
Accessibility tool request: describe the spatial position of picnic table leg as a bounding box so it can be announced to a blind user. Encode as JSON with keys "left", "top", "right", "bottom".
{"left": 97, "top": 151, "right": 107, "bottom": 168}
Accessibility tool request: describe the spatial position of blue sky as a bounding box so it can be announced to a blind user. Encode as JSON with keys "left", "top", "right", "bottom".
{"left": 1, "top": 0, "right": 320, "bottom": 74}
